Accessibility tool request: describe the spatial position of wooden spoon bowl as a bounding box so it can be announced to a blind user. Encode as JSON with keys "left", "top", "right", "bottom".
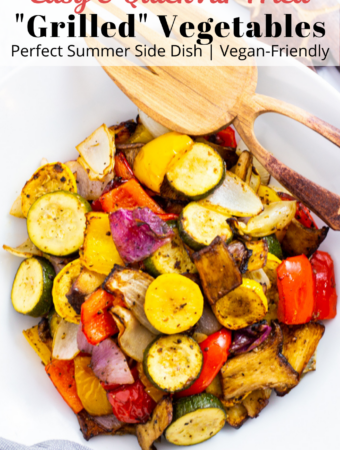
{"left": 85, "top": 2, "right": 340, "bottom": 230}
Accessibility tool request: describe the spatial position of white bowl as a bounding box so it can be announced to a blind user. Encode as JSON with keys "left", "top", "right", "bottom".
{"left": 0, "top": 64, "right": 340, "bottom": 450}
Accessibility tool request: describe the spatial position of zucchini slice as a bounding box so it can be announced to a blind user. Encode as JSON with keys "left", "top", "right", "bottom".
{"left": 165, "top": 393, "right": 226, "bottom": 445}
{"left": 263, "top": 234, "right": 283, "bottom": 260}
{"left": 11, "top": 257, "right": 55, "bottom": 317}
{"left": 27, "top": 191, "right": 91, "bottom": 256}
{"left": 144, "top": 227, "right": 197, "bottom": 276}
{"left": 179, "top": 202, "right": 233, "bottom": 251}
{"left": 144, "top": 274, "right": 204, "bottom": 334}
{"left": 144, "top": 334, "right": 203, "bottom": 393}
{"left": 165, "top": 143, "right": 225, "bottom": 200}
{"left": 21, "top": 162, "right": 77, "bottom": 217}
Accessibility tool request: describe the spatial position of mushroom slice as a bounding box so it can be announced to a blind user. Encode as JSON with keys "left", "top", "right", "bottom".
{"left": 221, "top": 322, "right": 299, "bottom": 400}
{"left": 136, "top": 398, "right": 173, "bottom": 450}
{"left": 111, "top": 306, "right": 157, "bottom": 362}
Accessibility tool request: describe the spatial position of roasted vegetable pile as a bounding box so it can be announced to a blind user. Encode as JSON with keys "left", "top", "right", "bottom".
{"left": 5, "top": 114, "right": 338, "bottom": 448}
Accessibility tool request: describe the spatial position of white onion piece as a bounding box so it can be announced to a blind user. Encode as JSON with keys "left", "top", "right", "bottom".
{"left": 138, "top": 108, "right": 171, "bottom": 138}
{"left": 237, "top": 139, "right": 271, "bottom": 186}
{"left": 244, "top": 269, "right": 271, "bottom": 290}
{"left": 199, "top": 171, "right": 264, "bottom": 218}
{"left": 65, "top": 160, "right": 113, "bottom": 201}
{"left": 104, "top": 268, "right": 160, "bottom": 334}
{"left": 76, "top": 124, "right": 115, "bottom": 181}
{"left": 52, "top": 320, "right": 80, "bottom": 360}
{"left": 77, "top": 323, "right": 94, "bottom": 355}
{"left": 91, "top": 338, "right": 134, "bottom": 385}
{"left": 195, "top": 304, "right": 222, "bottom": 335}
{"left": 3, "top": 238, "right": 42, "bottom": 258}
{"left": 245, "top": 201, "right": 297, "bottom": 237}
{"left": 10, "top": 195, "right": 25, "bottom": 218}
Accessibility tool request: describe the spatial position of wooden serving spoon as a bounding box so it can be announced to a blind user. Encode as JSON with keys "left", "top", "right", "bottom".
{"left": 85, "top": 1, "right": 340, "bottom": 230}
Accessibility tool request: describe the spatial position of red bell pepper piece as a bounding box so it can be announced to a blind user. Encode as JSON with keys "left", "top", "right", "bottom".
{"left": 45, "top": 360, "right": 83, "bottom": 414}
{"left": 295, "top": 203, "right": 318, "bottom": 229}
{"left": 311, "top": 251, "right": 337, "bottom": 320}
{"left": 114, "top": 153, "right": 135, "bottom": 180}
{"left": 216, "top": 127, "right": 237, "bottom": 147}
{"left": 107, "top": 369, "right": 156, "bottom": 423}
{"left": 277, "top": 192, "right": 318, "bottom": 229}
{"left": 91, "top": 172, "right": 131, "bottom": 213}
{"left": 277, "top": 255, "right": 315, "bottom": 325}
{"left": 158, "top": 213, "right": 179, "bottom": 222}
{"left": 203, "top": 126, "right": 237, "bottom": 148}
{"left": 91, "top": 198, "right": 103, "bottom": 212}
{"left": 99, "top": 178, "right": 165, "bottom": 215}
{"left": 176, "top": 329, "right": 232, "bottom": 398}
{"left": 81, "top": 289, "right": 118, "bottom": 345}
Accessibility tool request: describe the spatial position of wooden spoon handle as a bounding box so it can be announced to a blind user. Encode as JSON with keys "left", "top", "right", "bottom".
{"left": 234, "top": 93, "right": 340, "bottom": 230}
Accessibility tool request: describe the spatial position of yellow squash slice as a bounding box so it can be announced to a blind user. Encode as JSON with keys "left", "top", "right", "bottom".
{"left": 21, "top": 162, "right": 77, "bottom": 217}
{"left": 244, "top": 239, "right": 268, "bottom": 272}
{"left": 52, "top": 259, "right": 82, "bottom": 324}
{"left": 257, "top": 185, "right": 282, "bottom": 205}
{"left": 145, "top": 274, "right": 204, "bottom": 334}
{"left": 212, "top": 279, "right": 268, "bottom": 330}
{"left": 23, "top": 325, "right": 52, "bottom": 365}
{"left": 79, "top": 212, "right": 124, "bottom": 275}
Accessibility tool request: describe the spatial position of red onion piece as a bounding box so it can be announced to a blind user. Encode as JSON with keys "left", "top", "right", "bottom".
{"left": 229, "top": 321, "right": 271, "bottom": 355}
{"left": 93, "top": 414, "right": 122, "bottom": 431}
{"left": 65, "top": 160, "right": 113, "bottom": 201}
{"left": 195, "top": 304, "right": 222, "bottom": 335}
{"left": 77, "top": 323, "right": 94, "bottom": 355}
{"left": 109, "top": 208, "right": 174, "bottom": 263}
{"left": 91, "top": 338, "right": 134, "bottom": 385}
